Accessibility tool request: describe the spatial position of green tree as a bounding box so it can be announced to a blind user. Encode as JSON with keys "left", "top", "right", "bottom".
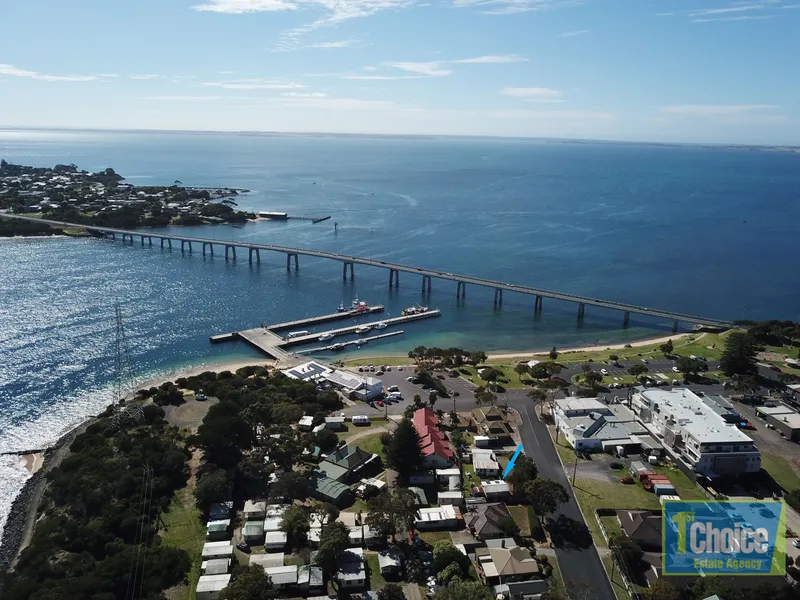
{"left": 527, "top": 388, "right": 546, "bottom": 407}
{"left": 220, "top": 565, "right": 277, "bottom": 600}
{"left": 676, "top": 356, "right": 707, "bottom": 377}
{"left": 280, "top": 505, "right": 310, "bottom": 547}
{"left": 720, "top": 331, "right": 758, "bottom": 377}
{"left": 524, "top": 479, "right": 569, "bottom": 525}
{"left": 610, "top": 534, "right": 643, "bottom": 576}
{"left": 474, "top": 386, "right": 497, "bottom": 407}
{"left": 468, "top": 350, "right": 487, "bottom": 366}
{"left": 378, "top": 584, "right": 407, "bottom": 600}
{"left": 735, "top": 375, "right": 761, "bottom": 395}
{"left": 642, "top": 579, "right": 681, "bottom": 600}
{"left": 194, "top": 468, "right": 228, "bottom": 511}
{"left": 314, "top": 521, "right": 350, "bottom": 577}
{"left": 549, "top": 346, "right": 558, "bottom": 360}
{"left": 583, "top": 370, "right": 603, "bottom": 388}
{"left": 433, "top": 540, "right": 470, "bottom": 575}
{"left": 659, "top": 339, "right": 674, "bottom": 356}
{"left": 505, "top": 453, "right": 538, "bottom": 491}
{"left": 628, "top": 364, "right": 648, "bottom": 376}
{"left": 434, "top": 580, "right": 494, "bottom": 600}
{"left": 315, "top": 428, "right": 339, "bottom": 451}
{"left": 365, "top": 487, "right": 419, "bottom": 541}
{"left": 270, "top": 470, "right": 309, "bottom": 502}
{"left": 385, "top": 419, "right": 424, "bottom": 479}
{"left": 608, "top": 354, "right": 619, "bottom": 361}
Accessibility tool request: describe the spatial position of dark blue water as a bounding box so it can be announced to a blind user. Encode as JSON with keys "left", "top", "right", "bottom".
{"left": 1, "top": 128, "right": 799, "bottom": 540}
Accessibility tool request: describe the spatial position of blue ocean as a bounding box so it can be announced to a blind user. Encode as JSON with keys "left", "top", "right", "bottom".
{"left": 0, "top": 128, "right": 799, "bottom": 542}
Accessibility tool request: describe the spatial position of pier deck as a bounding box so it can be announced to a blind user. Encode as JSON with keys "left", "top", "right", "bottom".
{"left": 295, "top": 330, "right": 405, "bottom": 354}
{"left": 235, "top": 328, "right": 295, "bottom": 362}
{"left": 280, "top": 310, "right": 440, "bottom": 346}
{"left": 268, "top": 306, "right": 384, "bottom": 331}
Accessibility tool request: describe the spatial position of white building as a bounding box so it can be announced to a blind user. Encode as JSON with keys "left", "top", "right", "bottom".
{"left": 201, "top": 541, "right": 234, "bottom": 560}
{"left": 337, "top": 547, "right": 367, "bottom": 589}
{"left": 324, "top": 370, "right": 384, "bottom": 401}
{"left": 553, "top": 397, "right": 610, "bottom": 420}
{"left": 197, "top": 574, "right": 231, "bottom": 600}
{"left": 632, "top": 388, "right": 760, "bottom": 476}
{"left": 264, "top": 565, "right": 299, "bottom": 588}
{"left": 415, "top": 505, "right": 460, "bottom": 530}
{"left": 471, "top": 449, "right": 501, "bottom": 477}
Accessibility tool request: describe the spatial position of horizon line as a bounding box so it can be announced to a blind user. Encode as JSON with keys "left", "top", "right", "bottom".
{"left": 1, "top": 125, "right": 799, "bottom": 151}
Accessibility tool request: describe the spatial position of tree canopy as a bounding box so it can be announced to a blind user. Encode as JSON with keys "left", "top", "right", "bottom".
{"left": 280, "top": 505, "right": 310, "bottom": 547}
{"left": 220, "top": 565, "right": 277, "bottom": 600}
{"left": 505, "top": 453, "right": 538, "bottom": 491}
{"left": 365, "top": 488, "right": 419, "bottom": 540}
{"left": 434, "top": 579, "right": 494, "bottom": 600}
{"left": 524, "top": 479, "right": 569, "bottom": 520}
{"left": 385, "top": 418, "right": 424, "bottom": 479}
{"left": 720, "top": 331, "right": 759, "bottom": 377}
{"left": 314, "top": 521, "right": 350, "bottom": 576}
{"left": 378, "top": 583, "right": 407, "bottom": 600}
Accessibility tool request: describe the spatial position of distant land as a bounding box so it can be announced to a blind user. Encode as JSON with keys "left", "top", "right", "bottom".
{"left": 1, "top": 126, "right": 799, "bottom": 153}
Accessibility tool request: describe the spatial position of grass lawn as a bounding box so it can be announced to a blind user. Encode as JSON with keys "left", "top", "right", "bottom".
{"left": 507, "top": 505, "right": 531, "bottom": 536}
{"left": 418, "top": 531, "right": 453, "bottom": 546}
{"left": 602, "top": 556, "right": 632, "bottom": 600}
{"left": 600, "top": 516, "right": 623, "bottom": 540}
{"left": 352, "top": 432, "right": 387, "bottom": 461}
{"left": 760, "top": 451, "right": 800, "bottom": 492}
{"left": 459, "top": 364, "right": 532, "bottom": 390}
{"left": 546, "top": 553, "right": 562, "bottom": 587}
{"left": 343, "top": 498, "right": 370, "bottom": 513}
{"left": 365, "top": 552, "right": 388, "bottom": 590}
{"left": 338, "top": 419, "right": 391, "bottom": 441}
{"left": 462, "top": 464, "right": 479, "bottom": 495}
{"left": 570, "top": 462, "right": 705, "bottom": 547}
{"left": 159, "top": 487, "right": 205, "bottom": 600}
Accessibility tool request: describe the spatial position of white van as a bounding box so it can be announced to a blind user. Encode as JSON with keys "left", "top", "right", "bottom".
{"left": 352, "top": 415, "right": 371, "bottom": 426}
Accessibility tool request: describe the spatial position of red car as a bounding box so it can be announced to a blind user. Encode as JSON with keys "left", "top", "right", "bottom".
{"left": 376, "top": 400, "right": 384, "bottom": 407}
{"left": 620, "top": 477, "right": 635, "bottom": 485}
{"left": 436, "top": 374, "right": 446, "bottom": 380}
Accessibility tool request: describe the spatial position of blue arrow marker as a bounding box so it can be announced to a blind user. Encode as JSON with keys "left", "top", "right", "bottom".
{"left": 502, "top": 444, "right": 524, "bottom": 479}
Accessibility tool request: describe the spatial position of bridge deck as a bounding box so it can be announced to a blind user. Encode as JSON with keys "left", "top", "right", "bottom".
{"left": 0, "top": 213, "right": 733, "bottom": 328}
{"left": 268, "top": 306, "right": 384, "bottom": 331}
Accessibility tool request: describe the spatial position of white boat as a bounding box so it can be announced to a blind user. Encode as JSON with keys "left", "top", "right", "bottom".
{"left": 319, "top": 333, "right": 335, "bottom": 341}
{"left": 373, "top": 322, "right": 388, "bottom": 330}
{"left": 401, "top": 305, "right": 428, "bottom": 316}
{"left": 356, "top": 338, "right": 369, "bottom": 345}
{"left": 330, "top": 343, "right": 345, "bottom": 351}
{"left": 337, "top": 302, "right": 347, "bottom": 312}
{"left": 355, "top": 325, "right": 371, "bottom": 334}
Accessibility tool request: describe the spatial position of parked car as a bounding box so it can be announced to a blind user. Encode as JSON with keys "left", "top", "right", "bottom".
{"left": 641, "top": 359, "right": 649, "bottom": 364}
{"left": 672, "top": 366, "right": 680, "bottom": 372}
{"left": 609, "top": 462, "right": 623, "bottom": 470}
{"left": 376, "top": 400, "right": 384, "bottom": 407}
{"left": 406, "top": 376, "right": 414, "bottom": 382}
{"left": 398, "top": 366, "right": 404, "bottom": 371}
{"left": 358, "top": 367, "right": 364, "bottom": 372}
{"left": 601, "top": 368, "right": 609, "bottom": 376}
{"left": 620, "top": 477, "right": 635, "bottom": 485}
{"left": 387, "top": 385, "right": 400, "bottom": 392}
{"left": 236, "top": 542, "right": 251, "bottom": 553}
{"left": 436, "top": 374, "right": 446, "bottom": 380}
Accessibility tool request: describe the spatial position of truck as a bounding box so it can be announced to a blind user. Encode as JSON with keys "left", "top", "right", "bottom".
{"left": 643, "top": 475, "right": 671, "bottom": 491}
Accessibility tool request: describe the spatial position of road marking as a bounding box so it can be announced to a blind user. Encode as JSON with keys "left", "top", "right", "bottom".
{"left": 519, "top": 405, "right": 540, "bottom": 448}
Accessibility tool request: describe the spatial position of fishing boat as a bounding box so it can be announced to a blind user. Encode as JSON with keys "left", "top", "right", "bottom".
{"left": 319, "top": 332, "right": 335, "bottom": 342}
{"left": 401, "top": 305, "right": 428, "bottom": 316}
{"left": 337, "top": 302, "right": 347, "bottom": 312}
{"left": 355, "top": 325, "right": 371, "bottom": 334}
{"left": 356, "top": 338, "right": 369, "bottom": 345}
{"left": 330, "top": 343, "right": 345, "bottom": 351}
{"left": 373, "top": 322, "right": 388, "bottom": 330}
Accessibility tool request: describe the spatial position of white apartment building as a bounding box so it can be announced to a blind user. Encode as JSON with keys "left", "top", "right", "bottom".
{"left": 632, "top": 388, "right": 760, "bottom": 476}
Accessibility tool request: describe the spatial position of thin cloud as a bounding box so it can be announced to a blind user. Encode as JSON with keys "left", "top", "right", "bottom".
{"left": 0, "top": 63, "right": 97, "bottom": 82}
{"left": 202, "top": 78, "right": 306, "bottom": 89}
{"left": 500, "top": 86, "right": 564, "bottom": 102}
{"left": 656, "top": 12, "right": 674, "bottom": 16}
{"left": 486, "top": 108, "right": 612, "bottom": 120}
{"left": 96, "top": 73, "right": 120, "bottom": 78}
{"left": 310, "top": 40, "right": 358, "bottom": 48}
{"left": 660, "top": 104, "right": 778, "bottom": 115}
{"left": 281, "top": 91, "right": 327, "bottom": 97}
{"left": 451, "top": 0, "right": 582, "bottom": 15}
{"left": 688, "top": 4, "right": 765, "bottom": 16}
{"left": 558, "top": 30, "right": 589, "bottom": 37}
{"left": 340, "top": 73, "right": 427, "bottom": 80}
{"left": 130, "top": 74, "right": 166, "bottom": 80}
{"left": 144, "top": 96, "right": 222, "bottom": 101}
{"left": 363, "top": 66, "right": 378, "bottom": 71}
{"left": 692, "top": 14, "right": 776, "bottom": 20}
{"left": 382, "top": 61, "right": 453, "bottom": 77}
{"left": 452, "top": 54, "right": 529, "bottom": 63}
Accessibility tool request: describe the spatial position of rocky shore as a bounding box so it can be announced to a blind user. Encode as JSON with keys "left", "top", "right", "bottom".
{"left": 0, "top": 418, "right": 95, "bottom": 576}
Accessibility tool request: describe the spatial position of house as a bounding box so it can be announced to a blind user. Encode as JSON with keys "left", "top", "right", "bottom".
{"left": 299, "top": 415, "right": 315, "bottom": 431}
{"left": 475, "top": 543, "right": 539, "bottom": 585}
{"left": 553, "top": 397, "right": 610, "bottom": 421}
{"left": 472, "top": 406, "right": 505, "bottom": 424}
{"left": 196, "top": 574, "right": 231, "bottom": 600}
{"left": 471, "top": 449, "right": 500, "bottom": 477}
{"left": 282, "top": 361, "right": 333, "bottom": 382}
{"left": 265, "top": 565, "right": 299, "bottom": 588}
{"left": 243, "top": 500, "right": 267, "bottom": 520}
{"left": 415, "top": 505, "right": 460, "bottom": 530}
{"left": 202, "top": 541, "right": 234, "bottom": 560}
{"left": 324, "top": 416, "right": 347, "bottom": 430}
{"left": 480, "top": 480, "right": 511, "bottom": 501}
{"left": 337, "top": 547, "right": 367, "bottom": 589}
{"left": 250, "top": 553, "right": 285, "bottom": 569}
{"left": 338, "top": 511, "right": 383, "bottom": 547}
{"left": 265, "top": 531, "right": 288, "bottom": 550}
{"left": 324, "top": 370, "right": 384, "bottom": 401}
{"left": 617, "top": 510, "right": 663, "bottom": 551}
{"left": 242, "top": 520, "right": 265, "bottom": 545}
{"left": 465, "top": 503, "right": 516, "bottom": 540}
{"left": 377, "top": 549, "right": 403, "bottom": 576}
{"left": 298, "top": 565, "right": 325, "bottom": 594}
{"left": 413, "top": 408, "right": 455, "bottom": 468}
{"left": 205, "top": 519, "right": 231, "bottom": 541}
{"left": 201, "top": 558, "right": 231, "bottom": 575}
{"left": 438, "top": 491, "right": 466, "bottom": 506}
{"left": 408, "top": 487, "right": 429, "bottom": 506}
{"left": 318, "top": 445, "right": 380, "bottom": 483}
{"left": 435, "top": 468, "right": 461, "bottom": 482}
{"left": 308, "top": 472, "right": 354, "bottom": 506}
{"left": 309, "top": 512, "right": 330, "bottom": 546}
{"left": 476, "top": 420, "right": 515, "bottom": 446}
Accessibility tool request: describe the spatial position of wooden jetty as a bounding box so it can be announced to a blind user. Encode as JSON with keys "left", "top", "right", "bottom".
{"left": 280, "top": 310, "right": 441, "bottom": 346}
{"left": 295, "top": 330, "right": 405, "bottom": 354}
{"left": 268, "top": 305, "right": 384, "bottom": 332}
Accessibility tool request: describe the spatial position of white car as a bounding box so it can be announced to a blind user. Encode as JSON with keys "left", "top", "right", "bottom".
{"left": 672, "top": 366, "right": 680, "bottom": 373}
{"left": 641, "top": 359, "right": 649, "bottom": 364}
{"left": 406, "top": 376, "right": 414, "bottom": 382}
{"left": 601, "top": 368, "right": 609, "bottom": 376}
{"left": 387, "top": 385, "right": 399, "bottom": 392}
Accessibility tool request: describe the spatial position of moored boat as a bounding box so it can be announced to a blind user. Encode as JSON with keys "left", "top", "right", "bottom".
{"left": 319, "top": 332, "right": 335, "bottom": 341}
{"left": 373, "top": 322, "right": 388, "bottom": 329}
{"left": 355, "top": 325, "right": 371, "bottom": 334}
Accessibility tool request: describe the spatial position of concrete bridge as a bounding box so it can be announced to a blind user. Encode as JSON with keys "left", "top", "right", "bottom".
{"left": 1, "top": 213, "right": 734, "bottom": 330}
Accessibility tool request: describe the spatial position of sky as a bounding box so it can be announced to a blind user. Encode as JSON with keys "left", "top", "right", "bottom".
{"left": 1, "top": 0, "right": 799, "bottom": 144}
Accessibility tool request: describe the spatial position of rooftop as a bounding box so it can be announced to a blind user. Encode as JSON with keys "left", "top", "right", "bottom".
{"left": 197, "top": 574, "right": 231, "bottom": 593}
{"left": 554, "top": 397, "right": 607, "bottom": 414}
{"left": 282, "top": 361, "right": 333, "bottom": 381}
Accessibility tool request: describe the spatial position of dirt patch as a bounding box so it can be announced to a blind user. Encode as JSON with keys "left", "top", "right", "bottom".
{"left": 572, "top": 454, "right": 622, "bottom": 484}
{"left": 163, "top": 397, "right": 219, "bottom": 431}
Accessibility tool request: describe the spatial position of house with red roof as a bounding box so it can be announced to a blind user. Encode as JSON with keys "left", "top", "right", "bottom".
{"left": 413, "top": 408, "right": 456, "bottom": 469}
